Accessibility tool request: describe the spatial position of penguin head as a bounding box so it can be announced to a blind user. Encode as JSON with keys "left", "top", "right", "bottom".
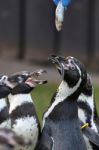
{"left": 4, "top": 70, "right": 47, "bottom": 94}
{"left": 8, "top": 69, "right": 47, "bottom": 86}
{"left": 49, "top": 55, "right": 87, "bottom": 88}
{"left": 0, "top": 75, "right": 11, "bottom": 98}
{"left": 8, "top": 71, "right": 31, "bottom": 85}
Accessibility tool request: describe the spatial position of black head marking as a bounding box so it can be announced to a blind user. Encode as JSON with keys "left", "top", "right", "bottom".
{"left": 8, "top": 69, "right": 47, "bottom": 88}
{"left": 11, "top": 83, "right": 34, "bottom": 95}
{"left": 49, "top": 55, "right": 87, "bottom": 88}
{"left": 8, "top": 71, "right": 30, "bottom": 85}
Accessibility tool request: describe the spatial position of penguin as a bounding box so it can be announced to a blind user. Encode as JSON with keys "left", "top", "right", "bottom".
{"left": 0, "top": 75, "right": 11, "bottom": 128}
{"left": 5, "top": 69, "right": 47, "bottom": 150}
{"left": 78, "top": 73, "right": 99, "bottom": 149}
{"left": 36, "top": 55, "right": 87, "bottom": 150}
{"left": 78, "top": 74, "right": 98, "bottom": 131}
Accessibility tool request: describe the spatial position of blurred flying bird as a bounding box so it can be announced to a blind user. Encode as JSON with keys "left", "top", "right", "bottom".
{"left": 53, "top": 0, "right": 71, "bottom": 31}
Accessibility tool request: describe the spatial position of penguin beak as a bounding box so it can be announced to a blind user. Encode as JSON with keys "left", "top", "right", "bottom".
{"left": 25, "top": 77, "right": 47, "bottom": 87}
{"left": 25, "top": 69, "right": 47, "bottom": 86}
{"left": 7, "top": 69, "right": 47, "bottom": 87}
{"left": 48, "top": 55, "right": 65, "bottom": 78}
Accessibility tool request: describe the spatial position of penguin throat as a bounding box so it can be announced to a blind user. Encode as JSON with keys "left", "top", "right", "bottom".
{"left": 42, "top": 79, "right": 81, "bottom": 129}
{"left": 56, "top": 79, "right": 82, "bottom": 101}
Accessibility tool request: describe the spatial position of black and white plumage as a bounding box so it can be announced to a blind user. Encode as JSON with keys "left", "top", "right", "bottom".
{"left": 5, "top": 70, "right": 47, "bottom": 150}
{"left": 36, "top": 55, "right": 88, "bottom": 150}
{"left": 0, "top": 128, "right": 31, "bottom": 150}
{"left": 0, "top": 75, "right": 11, "bottom": 128}
{"left": 78, "top": 74, "right": 99, "bottom": 150}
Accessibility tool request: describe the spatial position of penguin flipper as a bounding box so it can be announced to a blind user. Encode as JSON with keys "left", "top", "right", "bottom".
{"left": 82, "top": 126, "right": 99, "bottom": 147}
{"left": 35, "top": 130, "right": 53, "bottom": 150}
{"left": 95, "top": 117, "right": 99, "bottom": 133}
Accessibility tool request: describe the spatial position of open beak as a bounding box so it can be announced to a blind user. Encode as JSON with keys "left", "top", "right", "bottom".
{"left": 25, "top": 77, "right": 47, "bottom": 87}
{"left": 7, "top": 69, "right": 47, "bottom": 87}
{"left": 25, "top": 69, "right": 47, "bottom": 86}
{"left": 48, "top": 55, "right": 64, "bottom": 78}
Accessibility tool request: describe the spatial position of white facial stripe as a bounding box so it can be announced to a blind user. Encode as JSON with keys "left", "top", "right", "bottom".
{"left": 67, "top": 57, "right": 82, "bottom": 76}
{"left": 42, "top": 78, "right": 82, "bottom": 129}
{"left": 74, "top": 63, "right": 81, "bottom": 76}
{"left": 4, "top": 80, "right": 14, "bottom": 89}
{"left": 0, "top": 76, "right": 8, "bottom": 84}
{"left": 66, "top": 56, "right": 74, "bottom": 59}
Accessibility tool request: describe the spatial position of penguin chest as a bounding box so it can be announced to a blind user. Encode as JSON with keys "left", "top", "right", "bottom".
{"left": 12, "top": 116, "right": 39, "bottom": 150}
{"left": 49, "top": 121, "right": 87, "bottom": 150}
{"left": 0, "top": 119, "right": 11, "bottom": 129}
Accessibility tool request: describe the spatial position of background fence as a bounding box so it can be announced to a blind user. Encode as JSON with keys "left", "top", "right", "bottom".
{"left": 0, "top": 0, "right": 99, "bottom": 70}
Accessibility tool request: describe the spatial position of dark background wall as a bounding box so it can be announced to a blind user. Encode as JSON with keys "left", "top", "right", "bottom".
{"left": 0, "top": 0, "right": 98, "bottom": 63}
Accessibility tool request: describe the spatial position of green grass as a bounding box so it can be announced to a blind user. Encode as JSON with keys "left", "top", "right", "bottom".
{"left": 31, "top": 83, "right": 58, "bottom": 122}
{"left": 31, "top": 83, "right": 99, "bottom": 123}
{"left": 94, "top": 86, "right": 99, "bottom": 115}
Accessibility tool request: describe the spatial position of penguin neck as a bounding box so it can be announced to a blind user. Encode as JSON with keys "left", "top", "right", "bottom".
{"left": 8, "top": 93, "right": 33, "bottom": 113}
{"left": 56, "top": 79, "right": 81, "bottom": 101}
{"left": 50, "top": 79, "right": 82, "bottom": 110}
{"left": 42, "top": 79, "right": 81, "bottom": 128}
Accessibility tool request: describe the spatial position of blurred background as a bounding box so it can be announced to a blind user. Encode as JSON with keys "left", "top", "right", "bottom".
{"left": 0, "top": 0, "right": 99, "bottom": 121}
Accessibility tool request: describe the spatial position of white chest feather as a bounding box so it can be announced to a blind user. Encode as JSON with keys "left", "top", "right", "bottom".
{"left": 8, "top": 94, "right": 38, "bottom": 150}
{"left": 9, "top": 94, "right": 33, "bottom": 113}
{"left": 42, "top": 79, "right": 81, "bottom": 129}
{"left": 13, "top": 116, "right": 38, "bottom": 150}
